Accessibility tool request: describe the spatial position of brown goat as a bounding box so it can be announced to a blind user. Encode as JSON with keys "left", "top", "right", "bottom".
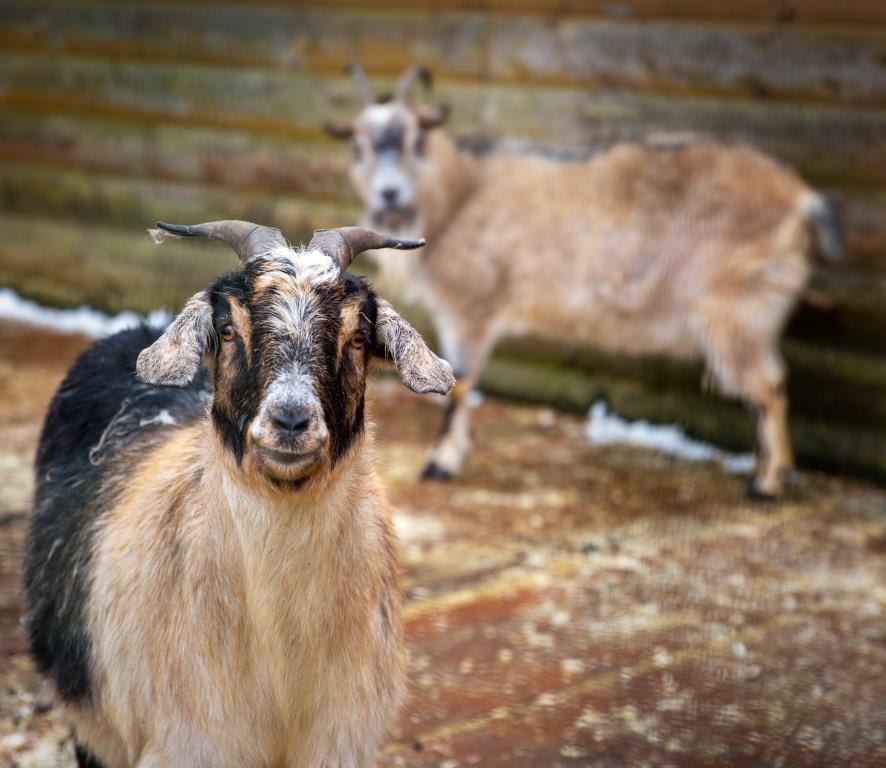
{"left": 325, "top": 66, "right": 842, "bottom": 498}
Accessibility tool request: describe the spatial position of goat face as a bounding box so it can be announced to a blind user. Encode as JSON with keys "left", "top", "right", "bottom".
{"left": 351, "top": 102, "right": 423, "bottom": 232}
{"left": 213, "top": 254, "right": 371, "bottom": 483}
{"left": 137, "top": 221, "right": 454, "bottom": 484}
{"left": 325, "top": 66, "right": 449, "bottom": 234}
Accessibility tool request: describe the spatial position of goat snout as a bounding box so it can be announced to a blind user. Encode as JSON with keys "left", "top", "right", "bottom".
{"left": 268, "top": 404, "right": 313, "bottom": 436}
{"left": 381, "top": 187, "right": 400, "bottom": 207}
{"left": 250, "top": 376, "right": 330, "bottom": 480}
{"left": 252, "top": 401, "right": 329, "bottom": 480}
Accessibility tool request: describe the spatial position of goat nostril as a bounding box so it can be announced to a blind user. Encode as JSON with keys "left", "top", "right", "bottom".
{"left": 381, "top": 188, "right": 399, "bottom": 206}
{"left": 269, "top": 406, "right": 311, "bottom": 434}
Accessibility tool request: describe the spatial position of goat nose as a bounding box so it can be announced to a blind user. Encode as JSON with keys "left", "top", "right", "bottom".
{"left": 381, "top": 187, "right": 399, "bottom": 206}
{"left": 268, "top": 405, "right": 312, "bottom": 434}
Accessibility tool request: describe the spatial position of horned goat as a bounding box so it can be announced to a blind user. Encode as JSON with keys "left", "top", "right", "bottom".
{"left": 24, "top": 220, "right": 454, "bottom": 767}
{"left": 325, "top": 66, "right": 843, "bottom": 497}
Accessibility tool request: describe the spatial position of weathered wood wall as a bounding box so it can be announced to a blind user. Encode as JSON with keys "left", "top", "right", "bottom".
{"left": 0, "top": 0, "right": 884, "bottom": 478}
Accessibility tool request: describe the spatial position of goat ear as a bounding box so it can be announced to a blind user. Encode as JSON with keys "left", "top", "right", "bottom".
{"left": 323, "top": 122, "right": 354, "bottom": 140}
{"left": 418, "top": 103, "right": 450, "bottom": 130}
{"left": 136, "top": 291, "right": 212, "bottom": 387}
{"left": 374, "top": 299, "right": 454, "bottom": 395}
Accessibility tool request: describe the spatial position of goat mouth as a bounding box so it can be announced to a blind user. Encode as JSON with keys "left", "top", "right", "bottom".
{"left": 256, "top": 446, "right": 324, "bottom": 479}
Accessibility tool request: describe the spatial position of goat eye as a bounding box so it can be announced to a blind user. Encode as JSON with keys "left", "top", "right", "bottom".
{"left": 220, "top": 324, "right": 236, "bottom": 342}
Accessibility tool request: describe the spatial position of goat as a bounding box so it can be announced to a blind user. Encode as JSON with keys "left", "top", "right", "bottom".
{"left": 325, "top": 66, "right": 843, "bottom": 498}
{"left": 23, "top": 220, "right": 454, "bottom": 768}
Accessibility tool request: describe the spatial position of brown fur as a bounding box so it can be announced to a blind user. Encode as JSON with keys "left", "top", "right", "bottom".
{"left": 77, "top": 426, "right": 404, "bottom": 767}
{"left": 336, "top": 92, "right": 832, "bottom": 496}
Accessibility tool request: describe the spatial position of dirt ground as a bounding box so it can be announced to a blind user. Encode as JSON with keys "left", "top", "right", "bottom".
{"left": 0, "top": 320, "right": 884, "bottom": 768}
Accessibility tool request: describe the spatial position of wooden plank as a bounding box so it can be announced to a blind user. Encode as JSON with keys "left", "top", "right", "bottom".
{"left": 0, "top": 163, "right": 359, "bottom": 245}
{"left": 1, "top": 158, "right": 883, "bottom": 353}
{"left": 824, "top": 187, "right": 886, "bottom": 272}
{"left": 2, "top": 54, "right": 886, "bottom": 186}
{"left": 0, "top": 111, "right": 354, "bottom": 203}
{"left": 5, "top": 0, "right": 885, "bottom": 26}
{"left": 488, "top": 334, "right": 886, "bottom": 431}
{"left": 2, "top": 4, "right": 885, "bottom": 106}
{"left": 0, "top": 212, "right": 242, "bottom": 315}
{"left": 487, "top": 18, "right": 886, "bottom": 106}
{"left": 3, "top": 112, "right": 883, "bottom": 275}
{"left": 479, "top": 357, "right": 886, "bottom": 480}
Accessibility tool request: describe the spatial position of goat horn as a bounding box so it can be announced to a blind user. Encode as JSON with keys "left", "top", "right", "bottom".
{"left": 308, "top": 227, "right": 425, "bottom": 270}
{"left": 395, "top": 66, "right": 431, "bottom": 103}
{"left": 155, "top": 220, "right": 288, "bottom": 263}
{"left": 347, "top": 63, "right": 375, "bottom": 106}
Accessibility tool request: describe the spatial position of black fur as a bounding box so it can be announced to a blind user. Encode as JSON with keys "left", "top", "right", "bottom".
{"left": 75, "top": 744, "right": 106, "bottom": 768}
{"left": 208, "top": 265, "right": 377, "bottom": 468}
{"left": 370, "top": 119, "right": 405, "bottom": 154}
{"left": 24, "top": 326, "right": 209, "bottom": 703}
{"left": 421, "top": 460, "right": 454, "bottom": 482}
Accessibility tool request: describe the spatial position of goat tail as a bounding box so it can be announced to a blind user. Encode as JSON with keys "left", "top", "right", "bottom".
{"left": 800, "top": 191, "right": 844, "bottom": 263}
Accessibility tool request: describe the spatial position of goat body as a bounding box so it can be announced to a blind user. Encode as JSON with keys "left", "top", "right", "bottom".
{"left": 355, "top": 119, "right": 840, "bottom": 496}
{"left": 27, "top": 327, "right": 401, "bottom": 768}
{"left": 25, "top": 223, "right": 452, "bottom": 767}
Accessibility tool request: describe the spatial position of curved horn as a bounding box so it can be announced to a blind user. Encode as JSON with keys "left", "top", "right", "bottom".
{"left": 348, "top": 62, "right": 375, "bottom": 106}
{"left": 395, "top": 66, "right": 431, "bottom": 103}
{"left": 155, "top": 220, "right": 288, "bottom": 263}
{"left": 308, "top": 227, "right": 425, "bottom": 270}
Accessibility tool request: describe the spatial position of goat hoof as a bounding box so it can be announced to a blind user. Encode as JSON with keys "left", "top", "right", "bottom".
{"left": 746, "top": 479, "right": 779, "bottom": 502}
{"left": 421, "top": 461, "right": 454, "bottom": 482}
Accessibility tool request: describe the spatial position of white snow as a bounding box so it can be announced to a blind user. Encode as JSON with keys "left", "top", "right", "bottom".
{"left": 0, "top": 288, "right": 170, "bottom": 338}
{"left": 465, "top": 389, "right": 485, "bottom": 408}
{"left": 585, "top": 401, "right": 754, "bottom": 473}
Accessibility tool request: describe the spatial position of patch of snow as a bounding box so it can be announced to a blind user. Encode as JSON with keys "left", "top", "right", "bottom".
{"left": 0, "top": 288, "right": 170, "bottom": 338}
{"left": 465, "top": 389, "right": 485, "bottom": 408}
{"left": 585, "top": 401, "right": 754, "bottom": 474}
{"left": 393, "top": 511, "right": 445, "bottom": 543}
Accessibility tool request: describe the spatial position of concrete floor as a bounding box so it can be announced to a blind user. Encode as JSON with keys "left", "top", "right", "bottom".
{"left": 0, "top": 321, "right": 884, "bottom": 767}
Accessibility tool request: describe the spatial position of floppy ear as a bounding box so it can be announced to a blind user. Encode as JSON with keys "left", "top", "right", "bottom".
{"left": 136, "top": 290, "right": 212, "bottom": 387}
{"left": 374, "top": 298, "right": 454, "bottom": 395}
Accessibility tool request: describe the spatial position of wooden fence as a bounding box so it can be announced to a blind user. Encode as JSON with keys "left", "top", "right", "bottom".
{"left": 0, "top": 0, "right": 884, "bottom": 477}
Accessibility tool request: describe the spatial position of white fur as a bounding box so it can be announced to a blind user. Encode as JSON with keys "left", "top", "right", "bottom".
{"left": 265, "top": 245, "right": 340, "bottom": 285}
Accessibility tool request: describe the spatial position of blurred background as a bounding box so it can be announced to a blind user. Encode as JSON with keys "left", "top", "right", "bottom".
{"left": 0, "top": 2, "right": 885, "bottom": 766}
{"left": 1, "top": 0, "right": 885, "bottom": 476}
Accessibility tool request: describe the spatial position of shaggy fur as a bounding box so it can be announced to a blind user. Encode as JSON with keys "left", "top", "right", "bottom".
{"left": 328, "top": 73, "right": 843, "bottom": 497}
{"left": 25, "top": 233, "right": 452, "bottom": 767}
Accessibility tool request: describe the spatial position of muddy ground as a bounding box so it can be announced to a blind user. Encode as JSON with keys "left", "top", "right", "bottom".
{"left": 0, "top": 320, "right": 884, "bottom": 767}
